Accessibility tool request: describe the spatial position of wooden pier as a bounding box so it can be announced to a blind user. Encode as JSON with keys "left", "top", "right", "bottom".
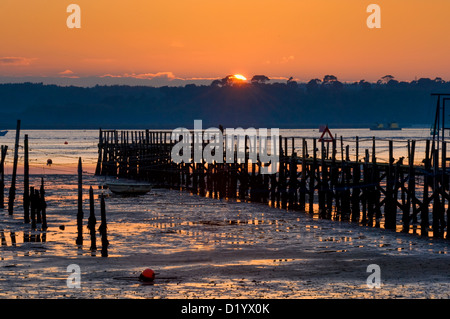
{"left": 95, "top": 128, "right": 449, "bottom": 239}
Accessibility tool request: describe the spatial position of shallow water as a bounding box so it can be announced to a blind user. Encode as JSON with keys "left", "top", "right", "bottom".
{"left": 0, "top": 174, "right": 449, "bottom": 299}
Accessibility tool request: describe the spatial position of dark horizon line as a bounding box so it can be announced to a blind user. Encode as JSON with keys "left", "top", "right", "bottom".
{"left": 0, "top": 75, "right": 447, "bottom": 88}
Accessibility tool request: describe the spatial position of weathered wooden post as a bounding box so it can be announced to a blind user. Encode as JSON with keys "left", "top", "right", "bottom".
{"left": 101, "top": 130, "right": 108, "bottom": 176}
{"left": 441, "top": 142, "right": 448, "bottom": 239}
{"left": 199, "top": 160, "right": 206, "bottom": 197}
{"left": 385, "top": 140, "right": 396, "bottom": 230}
{"left": 432, "top": 149, "right": 443, "bottom": 238}
{"left": 23, "top": 135, "right": 30, "bottom": 223}
{"left": 99, "top": 193, "right": 108, "bottom": 257}
{"left": 288, "top": 139, "right": 298, "bottom": 210}
{"left": 8, "top": 119, "right": 21, "bottom": 215}
{"left": 39, "top": 178, "right": 47, "bottom": 231}
{"left": 299, "top": 139, "right": 307, "bottom": 211}
{"left": 403, "top": 140, "right": 415, "bottom": 232}
{"left": 351, "top": 137, "right": 361, "bottom": 222}
{"left": 373, "top": 140, "right": 382, "bottom": 226}
{"left": 328, "top": 139, "right": 337, "bottom": 219}
{"left": 341, "top": 145, "right": 351, "bottom": 221}
{"left": 268, "top": 172, "right": 276, "bottom": 206}
{"left": 250, "top": 159, "right": 257, "bottom": 202}
{"left": 422, "top": 139, "right": 431, "bottom": 237}
{"left": 10, "top": 231, "right": 16, "bottom": 246}
{"left": 280, "top": 137, "right": 288, "bottom": 208}
{"left": 30, "top": 186, "right": 36, "bottom": 229}
{"left": 240, "top": 136, "right": 249, "bottom": 200}
{"left": 309, "top": 139, "right": 317, "bottom": 214}
{"left": 318, "top": 139, "right": 326, "bottom": 217}
{"left": 366, "top": 138, "right": 377, "bottom": 226}
{"left": 35, "top": 188, "right": 41, "bottom": 224}
{"left": 95, "top": 128, "right": 103, "bottom": 176}
{"left": 274, "top": 136, "right": 282, "bottom": 207}
{"left": 76, "top": 157, "right": 83, "bottom": 245}
{"left": 0, "top": 145, "right": 7, "bottom": 209}
{"left": 361, "top": 149, "right": 370, "bottom": 225}
{"left": 88, "top": 186, "right": 97, "bottom": 251}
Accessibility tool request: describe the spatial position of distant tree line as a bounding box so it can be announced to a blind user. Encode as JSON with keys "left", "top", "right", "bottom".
{"left": 0, "top": 75, "right": 448, "bottom": 129}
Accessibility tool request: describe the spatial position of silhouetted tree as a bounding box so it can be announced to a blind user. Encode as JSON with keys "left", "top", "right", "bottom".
{"left": 359, "top": 80, "right": 371, "bottom": 90}
{"left": 323, "top": 75, "right": 338, "bottom": 83}
{"left": 417, "top": 78, "right": 434, "bottom": 88}
{"left": 322, "top": 75, "right": 343, "bottom": 90}
{"left": 222, "top": 75, "right": 234, "bottom": 86}
{"left": 220, "top": 75, "right": 246, "bottom": 86}
{"left": 286, "top": 76, "right": 298, "bottom": 88}
{"left": 251, "top": 75, "right": 270, "bottom": 85}
{"left": 377, "top": 75, "right": 395, "bottom": 85}
{"left": 306, "top": 78, "right": 322, "bottom": 93}
{"left": 210, "top": 79, "right": 222, "bottom": 87}
{"left": 387, "top": 79, "right": 399, "bottom": 87}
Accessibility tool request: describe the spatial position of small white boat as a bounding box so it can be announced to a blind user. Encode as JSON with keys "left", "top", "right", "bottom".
{"left": 106, "top": 181, "right": 152, "bottom": 195}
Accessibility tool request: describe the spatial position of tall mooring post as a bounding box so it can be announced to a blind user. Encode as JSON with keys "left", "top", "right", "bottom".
{"left": 8, "top": 120, "right": 21, "bottom": 215}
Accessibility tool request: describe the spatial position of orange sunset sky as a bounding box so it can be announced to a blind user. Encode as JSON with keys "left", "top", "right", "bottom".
{"left": 0, "top": 0, "right": 449, "bottom": 85}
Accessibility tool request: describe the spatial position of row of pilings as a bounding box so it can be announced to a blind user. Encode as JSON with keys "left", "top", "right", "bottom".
{"left": 95, "top": 128, "right": 449, "bottom": 239}
{"left": 1, "top": 120, "right": 109, "bottom": 256}
{"left": 0, "top": 120, "right": 48, "bottom": 230}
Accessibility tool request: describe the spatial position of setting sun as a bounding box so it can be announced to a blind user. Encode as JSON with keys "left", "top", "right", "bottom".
{"left": 233, "top": 74, "right": 247, "bottom": 81}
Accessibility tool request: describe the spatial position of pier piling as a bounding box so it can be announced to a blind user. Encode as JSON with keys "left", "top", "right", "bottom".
{"left": 40, "top": 178, "right": 47, "bottom": 231}
{"left": 0, "top": 145, "right": 7, "bottom": 209}
{"left": 99, "top": 193, "right": 108, "bottom": 257}
{"left": 88, "top": 186, "right": 97, "bottom": 251}
{"left": 8, "top": 119, "right": 21, "bottom": 215}
{"left": 76, "top": 157, "right": 83, "bottom": 245}
{"left": 23, "top": 134, "right": 30, "bottom": 223}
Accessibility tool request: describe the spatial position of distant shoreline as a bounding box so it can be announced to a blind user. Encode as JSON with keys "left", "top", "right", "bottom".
{"left": 0, "top": 82, "right": 443, "bottom": 130}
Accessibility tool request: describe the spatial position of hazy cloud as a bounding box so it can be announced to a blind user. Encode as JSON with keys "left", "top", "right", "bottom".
{"left": 100, "top": 74, "right": 123, "bottom": 78}
{"left": 0, "top": 57, "right": 35, "bottom": 66}
{"left": 132, "top": 72, "right": 180, "bottom": 80}
{"left": 101, "top": 72, "right": 222, "bottom": 82}
{"left": 101, "top": 71, "right": 181, "bottom": 81}
{"left": 270, "top": 76, "right": 299, "bottom": 82}
{"left": 187, "top": 77, "right": 221, "bottom": 81}
{"left": 58, "top": 69, "right": 79, "bottom": 78}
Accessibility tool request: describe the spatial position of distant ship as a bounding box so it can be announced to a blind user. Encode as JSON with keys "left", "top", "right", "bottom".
{"left": 0, "top": 130, "right": 7, "bottom": 136}
{"left": 370, "top": 122, "right": 401, "bottom": 131}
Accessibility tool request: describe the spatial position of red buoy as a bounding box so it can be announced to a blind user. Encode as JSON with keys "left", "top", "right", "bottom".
{"left": 139, "top": 268, "right": 155, "bottom": 282}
